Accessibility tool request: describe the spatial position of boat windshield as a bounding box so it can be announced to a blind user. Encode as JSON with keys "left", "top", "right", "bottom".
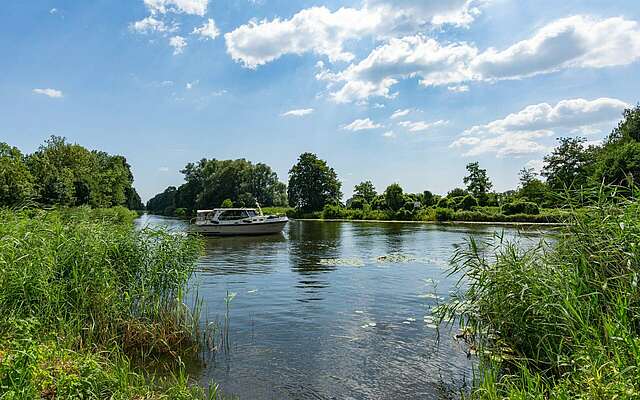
{"left": 218, "top": 210, "right": 250, "bottom": 221}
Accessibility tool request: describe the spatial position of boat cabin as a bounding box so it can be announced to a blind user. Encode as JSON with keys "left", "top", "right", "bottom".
{"left": 196, "top": 208, "right": 261, "bottom": 224}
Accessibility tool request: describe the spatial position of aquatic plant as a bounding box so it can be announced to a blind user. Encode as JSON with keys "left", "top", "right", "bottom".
{"left": 438, "top": 192, "right": 640, "bottom": 398}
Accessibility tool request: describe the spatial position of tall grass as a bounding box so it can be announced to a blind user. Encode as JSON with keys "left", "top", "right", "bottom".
{"left": 0, "top": 208, "right": 232, "bottom": 399}
{"left": 438, "top": 193, "right": 640, "bottom": 398}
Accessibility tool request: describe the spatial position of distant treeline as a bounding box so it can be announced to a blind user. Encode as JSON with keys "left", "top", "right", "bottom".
{"left": 0, "top": 136, "right": 143, "bottom": 210}
{"left": 148, "top": 104, "right": 640, "bottom": 221}
{"left": 146, "top": 158, "right": 288, "bottom": 216}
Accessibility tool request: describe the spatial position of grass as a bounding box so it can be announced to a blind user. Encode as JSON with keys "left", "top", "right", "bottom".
{"left": 437, "top": 193, "right": 640, "bottom": 398}
{"left": 0, "top": 207, "right": 233, "bottom": 399}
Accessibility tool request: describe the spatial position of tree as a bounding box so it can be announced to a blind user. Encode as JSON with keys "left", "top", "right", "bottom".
{"left": 287, "top": 153, "right": 342, "bottom": 212}
{"left": 384, "top": 183, "right": 404, "bottom": 212}
{"left": 353, "top": 181, "right": 377, "bottom": 204}
{"left": 594, "top": 141, "right": 640, "bottom": 188}
{"left": 517, "top": 167, "right": 548, "bottom": 204}
{"left": 422, "top": 190, "right": 435, "bottom": 207}
{"left": 542, "top": 137, "right": 594, "bottom": 191}
{"left": 518, "top": 167, "right": 537, "bottom": 187}
{"left": 0, "top": 143, "right": 34, "bottom": 206}
{"left": 607, "top": 104, "right": 640, "bottom": 144}
{"left": 463, "top": 162, "right": 493, "bottom": 205}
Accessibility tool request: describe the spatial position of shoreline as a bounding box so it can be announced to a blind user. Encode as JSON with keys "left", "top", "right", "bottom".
{"left": 293, "top": 218, "right": 567, "bottom": 227}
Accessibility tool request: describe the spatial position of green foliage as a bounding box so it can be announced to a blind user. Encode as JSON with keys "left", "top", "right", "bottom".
{"left": 594, "top": 141, "right": 640, "bottom": 187}
{"left": 436, "top": 197, "right": 451, "bottom": 208}
{"left": 501, "top": 200, "right": 540, "bottom": 215}
{"left": 353, "top": 180, "right": 377, "bottom": 204}
{"left": 458, "top": 194, "right": 479, "bottom": 211}
{"left": 24, "top": 136, "right": 139, "bottom": 208}
{"left": 221, "top": 198, "right": 234, "bottom": 208}
{"left": 0, "top": 142, "right": 34, "bottom": 206}
{"left": 287, "top": 152, "right": 342, "bottom": 212}
{"left": 439, "top": 196, "right": 640, "bottom": 398}
{"left": 384, "top": 183, "right": 404, "bottom": 212}
{"left": 435, "top": 207, "right": 455, "bottom": 221}
{"left": 542, "top": 137, "right": 595, "bottom": 191}
{"left": 0, "top": 209, "right": 234, "bottom": 399}
{"left": 147, "top": 158, "right": 287, "bottom": 215}
{"left": 463, "top": 162, "right": 493, "bottom": 205}
{"left": 422, "top": 190, "right": 435, "bottom": 207}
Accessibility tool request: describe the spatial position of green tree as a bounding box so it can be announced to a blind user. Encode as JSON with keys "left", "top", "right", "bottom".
{"left": 463, "top": 162, "right": 493, "bottom": 205}
{"left": 221, "top": 198, "right": 234, "bottom": 208}
{"left": 607, "top": 104, "right": 640, "bottom": 144}
{"left": 0, "top": 143, "right": 34, "bottom": 206}
{"left": 542, "top": 137, "right": 594, "bottom": 191}
{"left": 594, "top": 141, "right": 640, "bottom": 187}
{"left": 287, "top": 153, "right": 342, "bottom": 212}
{"left": 384, "top": 183, "right": 404, "bottom": 212}
{"left": 422, "top": 190, "right": 435, "bottom": 207}
{"left": 353, "top": 181, "right": 377, "bottom": 204}
{"left": 517, "top": 167, "right": 548, "bottom": 204}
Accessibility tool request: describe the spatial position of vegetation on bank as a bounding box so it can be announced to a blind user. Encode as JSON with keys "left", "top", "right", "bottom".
{"left": 0, "top": 207, "right": 228, "bottom": 399}
{"left": 438, "top": 192, "right": 640, "bottom": 398}
{"left": 0, "top": 136, "right": 144, "bottom": 210}
{"left": 146, "top": 105, "right": 640, "bottom": 224}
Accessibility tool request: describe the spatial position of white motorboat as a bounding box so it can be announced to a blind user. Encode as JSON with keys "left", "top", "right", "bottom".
{"left": 191, "top": 207, "right": 288, "bottom": 236}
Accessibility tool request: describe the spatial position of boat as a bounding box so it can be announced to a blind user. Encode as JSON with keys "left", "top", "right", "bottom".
{"left": 190, "top": 207, "right": 288, "bottom": 236}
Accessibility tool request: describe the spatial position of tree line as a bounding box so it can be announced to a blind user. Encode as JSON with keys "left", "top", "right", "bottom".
{"left": 147, "top": 104, "right": 640, "bottom": 219}
{"left": 0, "top": 136, "right": 143, "bottom": 210}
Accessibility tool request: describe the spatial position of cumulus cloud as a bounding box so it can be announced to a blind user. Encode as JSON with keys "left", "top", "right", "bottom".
{"left": 398, "top": 119, "right": 448, "bottom": 132}
{"left": 390, "top": 109, "right": 411, "bottom": 119}
{"left": 130, "top": 16, "right": 175, "bottom": 34}
{"left": 169, "top": 35, "right": 187, "bottom": 55}
{"left": 225, "top": 7, "right": 383, "bottom": 68}
{"left": 472, "top": 16, "right": 640, "bottom": 81}
{"left": 325, "top": 35, "right": 477, "bottom": 103}
{"left": 324, "top": 15, "right": 640, "bottom": 102}
{"left": 281, "top": 108, "right": 314, "bottom": 117}
{"left": 451, "top": 97, "right": 628, "bottom": 157}
{"left": 186, "top": 80, "right": 199, "bottom": 89}
{"left": 224, "top": 1, "right": 485, "bottom": 69}
{"left": 144, "top": 0, "right": 208, "bottom": 16}
{"left": 342, "top": 118, "right": 382, "bottom": 131}
{"left": 33, "top": 88, "right": 63, "bottom": 98}
{"left": 192, "top": 18, "right": 220, "bottom": 40}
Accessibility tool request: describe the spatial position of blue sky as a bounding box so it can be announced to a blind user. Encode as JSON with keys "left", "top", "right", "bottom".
{"left": 2, "top": 0, "right": 640, "bottom": 201}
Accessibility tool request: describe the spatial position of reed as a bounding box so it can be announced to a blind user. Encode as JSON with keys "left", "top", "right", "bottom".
{"left": 438, "top": 190, "right": 640, "bottom": 398}
{"left": 0, "top": 208, "right": 233, "bottom": 399}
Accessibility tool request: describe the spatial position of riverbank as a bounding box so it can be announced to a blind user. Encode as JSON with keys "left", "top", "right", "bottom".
{"left": 0, "top": 207, "right": 230, "bottom": 399}
{"left": 438, "top": 197, "right": 640, "bottom": 398}
{"left": 295, "top": 218, "right": 567, "bottom": 227}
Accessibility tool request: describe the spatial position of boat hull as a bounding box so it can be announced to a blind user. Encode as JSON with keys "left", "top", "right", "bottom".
{"left": 191, "top": 219, "right": 288, "bottom": 236}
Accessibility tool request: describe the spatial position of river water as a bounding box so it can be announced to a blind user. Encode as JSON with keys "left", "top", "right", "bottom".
{"left": 135, "top": 214, "right": 547, "bottom": 400}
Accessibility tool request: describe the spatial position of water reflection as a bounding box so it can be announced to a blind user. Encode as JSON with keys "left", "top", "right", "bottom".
{"left": 137, "top": 215, "right": 548, "bottom": 400}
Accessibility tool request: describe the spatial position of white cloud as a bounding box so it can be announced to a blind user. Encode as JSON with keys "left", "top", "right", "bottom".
{"left": 224, "top": 1, "right": 486, "bottom": 69}
{"left": 323, "top": 15, "right": 640, "bottom": 103}
{"left": 382, "top": 130, "right": 396, "bottom": 138}
{"left": 33, "top": 88, "right": 63, "bottom": 98}
{"left": 448, "top": 85, "right": 469, "bottom": 93}
{"left": 326, "top": 35, "right": 477, "bottom": 103}
{"left": 130, "top": 16, "right": 175, "bottom": 34}
{"left": 186, "top": 80, "right": 199, "bottom": 89}
{"left": 158, "top": 166, "right": 170, "bottom": 172}
{"left": 169, "top": 35, "right": 187, "bottom": 55}
{"left": 390, "top": 109, "right": 411, "bottom": 119}
{"left": 144, "top": 0, "right": 208, "bottom": 16}
{"left": 49, "top": 8, "right": 58, "bottom": 14}
{"left": 192, "top": 18, "right": 220, "bottom": 40}
{"left": 225, "top": 7, "right": 384, "bottom": 68}
{"left": 525, "top": 159, "right": 544, "bottom": 174}
{"left": 472, "top": 16, "right": 640, "bottom": 81}
{"left": 281, "top": 108, "right": 314, "bottom": 117}
{"left": 342, "top": 118, "right": 382, "bottom": 131}
{"left": 451, "top": 97, "right": 628, "bottom": 157}
{"left": 398, "top": 119, "right": 448, "bottom": 132}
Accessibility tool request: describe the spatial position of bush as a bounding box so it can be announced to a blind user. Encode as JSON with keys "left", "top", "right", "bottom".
{"left": 436, "top": 197, "right": 451, "bottom": 208}
{"left": 435, "top": 207, "right": 455, "bottom": 221}
{"left": 458, "top": 195, "right": 479, "bottom": 211}
{"left": 322, "top": 204, "right": 345, "bottom": 219}
{"left": 501, "top": 201, "right": 540, "bottom": 215}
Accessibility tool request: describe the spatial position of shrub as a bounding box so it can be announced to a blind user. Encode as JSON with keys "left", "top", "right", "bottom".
{"left": 436, "top": 197, "right": 451, "bottom": 208}
{"left": 322, "top": 204, "right": 345, "bottom": 219}
{"left": 435, "top": 207, "right": 455, "bottom": 221}
{"left": 501, "top": 201, "right": 540, "bottom": 215}
{"left": 458, "top": 195, "right": 479, "bottom": 211}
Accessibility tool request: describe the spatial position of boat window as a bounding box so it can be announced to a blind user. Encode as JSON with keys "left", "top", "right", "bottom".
{"left": 246, "top": 210, "right": 257, "bottom": 217}
{"left": 218, "top": 210, "right": 246, "bottom": 220}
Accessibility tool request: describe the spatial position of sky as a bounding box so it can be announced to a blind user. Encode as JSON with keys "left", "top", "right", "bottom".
{"left": 1, "top": 0, "right": 640, "bottom": 202}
